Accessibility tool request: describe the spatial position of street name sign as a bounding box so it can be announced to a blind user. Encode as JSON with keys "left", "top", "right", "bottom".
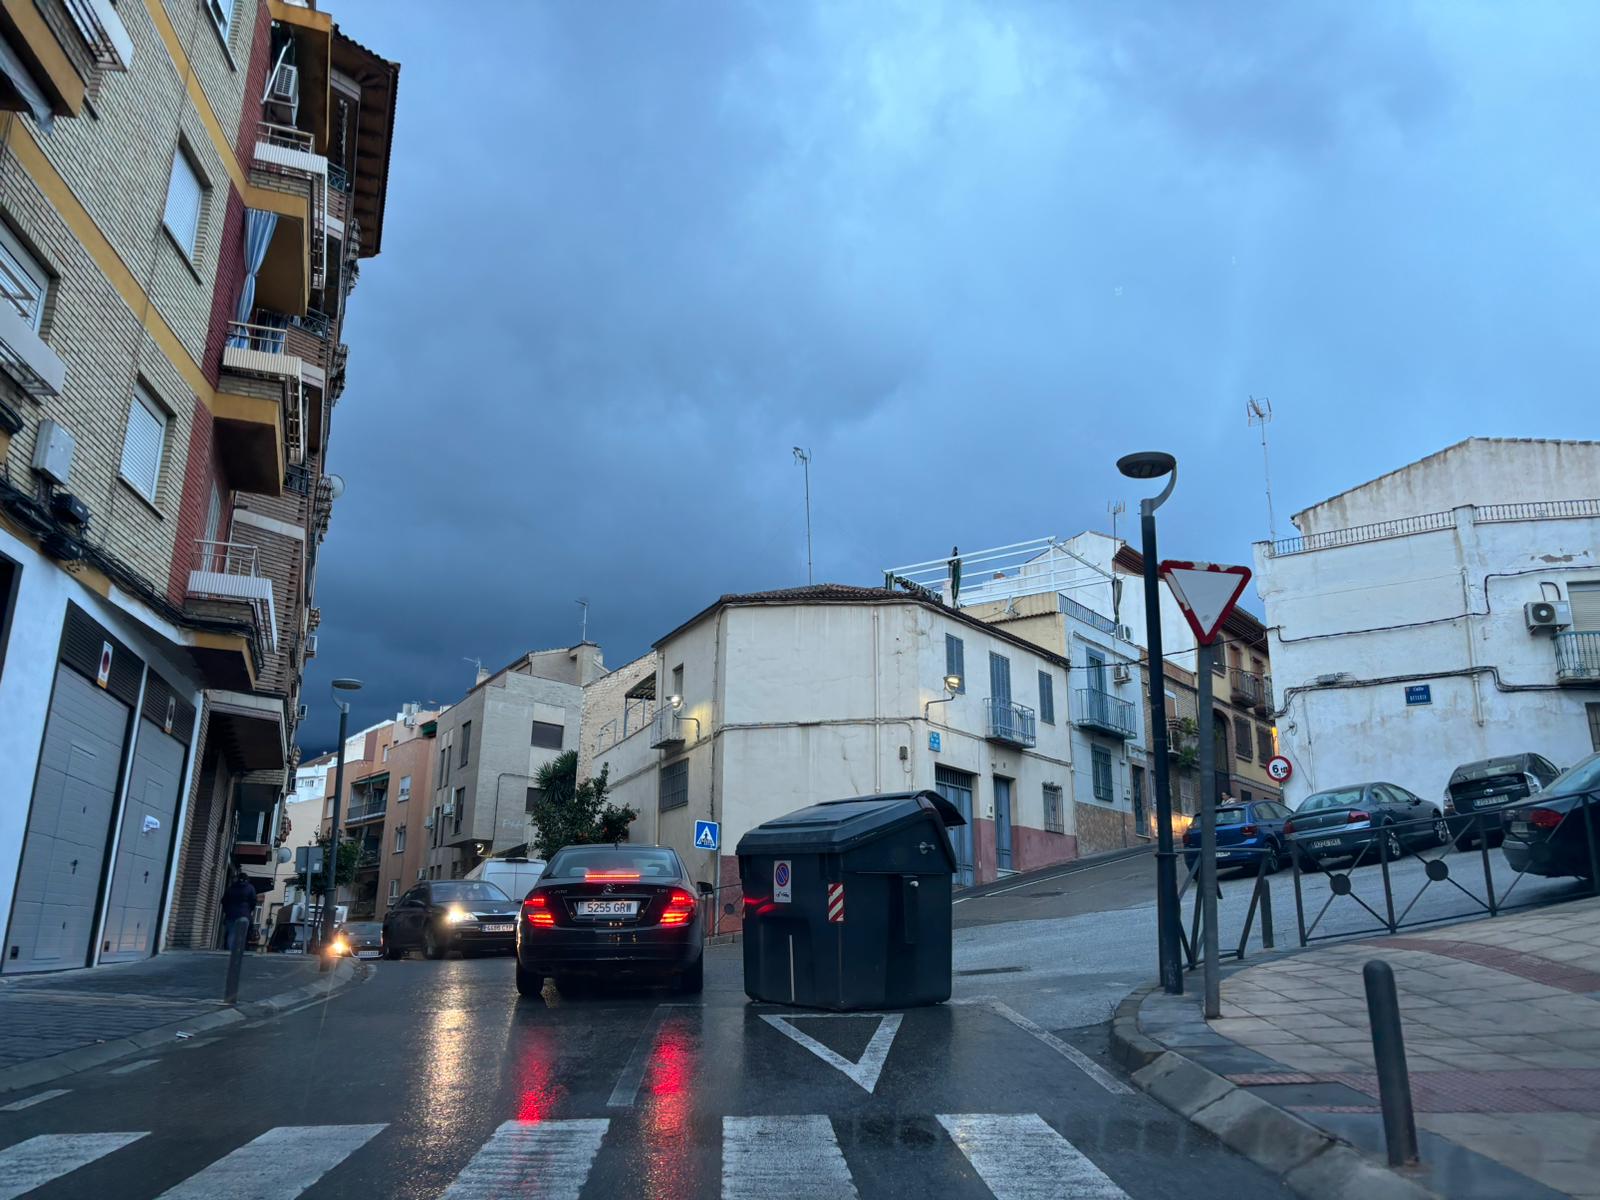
{"left": 1158, "top": 560, "right": 1252, "bottom": 645}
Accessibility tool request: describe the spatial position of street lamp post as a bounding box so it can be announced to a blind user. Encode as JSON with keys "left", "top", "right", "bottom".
{"left": 1117, "top": 451, "right": 1183, "bottom": 995}
{"left": 320, "top": 677, "right": 363, "bottom": 972}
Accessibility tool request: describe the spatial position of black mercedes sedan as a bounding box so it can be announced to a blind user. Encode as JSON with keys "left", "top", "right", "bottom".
{"left": 382, "top": 879, "right": 521, "bottom": 959}
{"left": 1284, "top": 782, "right": 1450, "bottom": 868}
{"left": 515, "top": 845, "right": 712, "bottom": 998}
{"left": 1502, "top": 752, "right": 1600, "bottom": 881}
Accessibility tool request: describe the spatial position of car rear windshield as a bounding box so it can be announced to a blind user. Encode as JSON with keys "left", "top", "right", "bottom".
{"left": 1550, "top": 752, "right": 1600, "bottom": 797}
{"left": 432, "top": 881, "right": 511, "bottom": 904}
{"left": 1299, "top": 788, "right": 1365, "bottom": 812}
{"left": 342, "top": 922, "right": 382, "bottom": 936}
{"left": 1449, "top": 756, "right": 1528, "bottom": 784}
{"left": 1216, "top": 808, "right": 1247, "bottom": 826}
{"left": 545, "top": 847, "right": 681, "bottom": 880}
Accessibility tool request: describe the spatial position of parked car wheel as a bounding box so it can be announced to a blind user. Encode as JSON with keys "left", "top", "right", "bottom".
{"left": 1431, "top": 815, "right": 1451, "bottom": 846}
{"left": 1262, "top": 842, "right": 1282, "bottom": 874}
{"left": 515, "top": 961, "right": 544, "bottom": 998}
{"left": 382, "top": 931, "right": 404, "bottom": 961}
{"left": 1383, "top": 828, "right": 1404, "bottom": 861}
{"left": 423, "top": 924, "right": 447, "bottom": 961}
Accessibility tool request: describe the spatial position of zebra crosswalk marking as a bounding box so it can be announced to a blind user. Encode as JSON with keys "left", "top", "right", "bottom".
{"left": 0, "top": 1133, "right": 145, "bottom": 1200}
{"left": 440, "top": 1119, "right": 609, "bottom": 1200}
{"left": 154, "top": 1124, "right": 386, "bottom": 1199}
{"left": 721, "top": 1114, "right": 859, "bottom": 1200}
{"left": 938, "top": 1113, "right": 1129, "bottom": 1199}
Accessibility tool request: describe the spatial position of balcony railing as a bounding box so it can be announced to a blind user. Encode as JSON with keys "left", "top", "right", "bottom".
{"left": 1264, "top": 512, "right": 1455, "bottom": 558}
{"left": 222, "top": 317, "right": 306, "bottom": 468}
{"left": 187, "top": 540, "right": 277, "bottom": 653}
{"left": 1166, "top": 717, "right": 1196, "bottom": 757}
{"left": 1555, "top": 632, "right": 1600, "bottom": 685}
{"left": 1228, "top": 669, "right": 1262, "bottom": 707}
{"left": 355, "top": 846, "right": 381, "bottom": 870}
{"left": 345, "top": 798, "right": 388, "bottom": 824}
{"left": 984, "top": 698, "right": 1037, "bottom": 748}
{"left": 1257, "top": 674, "right": 1273, "bottom": 713}
{"left": 649, "top": 706, "right": 686, "bottom": 749}
{"left": 253, "top": 121, "right": 328, "bottom": 291}
{"left": 1072, "top": 689, "right": 1136, "bottom": 739}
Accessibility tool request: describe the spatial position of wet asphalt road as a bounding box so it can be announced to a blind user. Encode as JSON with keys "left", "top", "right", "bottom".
{"left": 0, "top": 942, "right": 1288, "bottom": 1199}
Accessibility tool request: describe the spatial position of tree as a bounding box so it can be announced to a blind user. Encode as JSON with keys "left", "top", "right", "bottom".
{"left": 528, "top": 750, "right": 637, "bottom": 860}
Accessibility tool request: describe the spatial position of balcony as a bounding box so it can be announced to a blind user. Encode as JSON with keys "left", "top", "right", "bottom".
{"left": 1073, "top": 688, "right": 1136, "bottom": 740}
{"left": 344, "top": 799, "right": 387, "bottom": 825}
{"left": 1256, "top": 674, "right": 1273, "bottom": 714}
{"left": 1228, "top": 669, "right": 1262, "bottom": 707}
{"left": 355, "top": 846, "right": 381, "bottom": 871}
{"left": 985, "top": 698, "right": 1037, "bottom": 748}
{"left": 650, "top": 706, "right": 686, "bottom": 749}
{"left": 187, "top": 540, "right": 277, "bottom": 655}
{"left": 0, "top": 0, "right": 132, "bottom": 125}
{"left": 0, "top": 296, "right": 64, "bottom": 399}
{"left": 1166, "top": 717, "right": 1198, "bottom": 758}
{"left": 222, "top": 319, "right": 309, "bottom": 471}
{"left": 252, "top": 121, "right": 329, "bottom": 294}
{"left": 1555, "top": 632, "right": 1600, "bottom": 685}
{"left": 232, "top": 808, "right": 273, "bottom": 865}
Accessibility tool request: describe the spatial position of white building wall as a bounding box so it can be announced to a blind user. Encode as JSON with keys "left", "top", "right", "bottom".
{"left": 1256, "top": 506, "right": 1600, "bottom": 807}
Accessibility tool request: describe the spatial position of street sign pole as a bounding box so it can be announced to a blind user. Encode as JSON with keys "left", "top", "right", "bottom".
{"left": 1141, "top": 510, "right": 1183, "bottom": 996}
{"left": 1197, "top": 640, "right": 1221, "bottom": 1019}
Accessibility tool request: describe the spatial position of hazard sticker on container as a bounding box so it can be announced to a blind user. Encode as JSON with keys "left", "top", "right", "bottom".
{"left": 773, "top": 860, "right": 792, "bottom": 903}
{"left": 827, "top": 882, "right": 844, "bottom": 923}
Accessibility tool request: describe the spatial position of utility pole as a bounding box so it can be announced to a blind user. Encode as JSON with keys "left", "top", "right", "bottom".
{"left": 1247, "top": 396, "right": 1276, "bottom": 543}
{"left": 1197, "top": 640, "right": 1221, "bottom": 1017}
{"left": 792, "top": 447, "right": 813, "bottom": 585}
{"left": 320, "top": 678, "right": 363, "bottom": 970}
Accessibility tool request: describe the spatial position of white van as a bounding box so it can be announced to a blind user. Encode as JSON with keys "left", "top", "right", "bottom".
{"left": 465, "top": 856, "right": 547, "bottom": 901}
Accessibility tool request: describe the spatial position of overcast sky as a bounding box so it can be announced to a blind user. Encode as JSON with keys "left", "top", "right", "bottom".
{"left": 305, "top": 0, "right": 1599, "bottom": 748}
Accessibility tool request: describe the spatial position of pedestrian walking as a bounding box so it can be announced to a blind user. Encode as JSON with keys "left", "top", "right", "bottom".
{"left": 222, "top": 873, "right": 257, "bottom": 952}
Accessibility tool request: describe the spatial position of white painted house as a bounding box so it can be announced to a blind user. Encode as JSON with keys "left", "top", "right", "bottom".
{"left": 1252, "top": 438, "right": 1600, "bottom": 807}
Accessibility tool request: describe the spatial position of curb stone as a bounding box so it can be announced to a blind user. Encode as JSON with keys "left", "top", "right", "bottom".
{"left": 0, "top": 958, "right": 359, "bottom": 1095}
{"left": 1109, "top": 985, "right": 1439, "bottom": 1200}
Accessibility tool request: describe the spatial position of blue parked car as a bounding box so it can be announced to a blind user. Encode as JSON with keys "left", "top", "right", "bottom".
{"left": 1182, "top": 798, "right": 1293, "bottom": 875}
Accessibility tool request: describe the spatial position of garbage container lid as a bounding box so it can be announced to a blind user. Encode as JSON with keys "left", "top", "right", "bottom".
{"left": 735, "top": 790, "right": 964, "bottom": 858}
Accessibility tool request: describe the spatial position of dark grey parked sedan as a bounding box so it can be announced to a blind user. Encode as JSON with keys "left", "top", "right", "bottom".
{"left": 1284, "top": 782, "right": 1451, "bottom": 868}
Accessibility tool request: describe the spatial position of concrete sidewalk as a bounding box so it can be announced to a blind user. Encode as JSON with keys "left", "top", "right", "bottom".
{"left": 1116, "top": 897, "right": 1600, "bottom": 1199}
{"left": 0, "top": 951, "right": 358, "bottom": 1093}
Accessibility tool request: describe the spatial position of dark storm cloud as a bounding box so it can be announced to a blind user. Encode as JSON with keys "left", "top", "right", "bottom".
{"left": 301, "top": 0, "right": 1600, "bottom": 748}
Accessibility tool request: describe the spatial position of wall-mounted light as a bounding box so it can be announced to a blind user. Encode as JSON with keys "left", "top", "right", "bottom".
{"left": 943, "top": 674, "right": 963, "bottom": 693}
{"left": 669, "top": 693, "right": 684, "bottom": 711}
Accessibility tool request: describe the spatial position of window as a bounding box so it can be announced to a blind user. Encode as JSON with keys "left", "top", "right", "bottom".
{"left": 1234, "top": 715, "right": 1253, "bottom": 760}
{"left": 382, "top": 744, "right": 390, "bottom": 762}
{"left": 162, "top": 147, "right": 204, "bottom": 257}
{"left": 1588, "top": 704, "right": 1600, "bottom": 752}
{"left": 1042, "top": 783, "right": 1064, "bottom": 834}
{"left": 0, "top": 223, "right": 48, "bottom": 331}
{"left": 416, "top": 869, "right": 425, "bottom": 881}
{"left": 1131, "top": 765, "right": 1146, "bottom": 827}
{"left": 1571, "top": 583, "right": 1600, "bottom": 631}
{"left": 388, "top": 880, "right": 399, "bottom": 903}
{"left": 670, "top": 664, "right": 684, "bottom": 703}
{"left": 1240, "top": 789, "right": 1253, "bottom": 805}
{"left": 119, "top": 386, "right": 166, "bottom": 503}
{"left": 945, "top": 634, "right": 965, "bottom": 692}
{"left": 1212, "top": 655, "right": 1226, "bottom": 677}
{"left": 204, "top": 0, "right": 231, "bottom": 40}
{"left": 531, "top": 720, "right": 563, "bottom": 749}
{"left": 989, "top": 652, "right": 1012, "bottom": 704}
{"left": 437, "top": 741, "right": 449, "bottom": 787}
{"left": 452, "top": 787, "right": 464, "bottom": 834}
{"left": 1038, "top": 672, "right": 1055, "bottom": 724}
{"left": 393, "top": 826, "right": 406, "bottom": 853}
{"left": 397, "top": 775, "right": 411, "bottom": 803}
{"left": 525, "top": 786, "right": 542, "bottom": 813}
{"left": 1256, "top": 726, "right": 1273, "bottom": 765}
{"left": 659, "top": 758, "right": 688, "bottom": 811}
{"left": 430, "top": 806, "right": 441, "bottom": 847}
{"left": 1084, "top": 649, "right": 1106, "bottom": 694}
{"left": 459, "top": 721, "right": 472, "bottom": 767}
{"left": 1091, "top": 747, "right": 1113, "bottom": 801}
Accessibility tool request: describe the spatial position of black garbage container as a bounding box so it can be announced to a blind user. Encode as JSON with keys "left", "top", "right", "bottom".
{"left": 736, "top": 789, "right": 964, "bottom": 1010}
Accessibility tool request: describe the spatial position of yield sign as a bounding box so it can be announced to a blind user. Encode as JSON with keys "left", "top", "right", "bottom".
{"left": 760, "top": 1012, "right": 903, "bottom": 1093}
{"left": 1158, "top": 560, "right": 1252, "bottom": 645}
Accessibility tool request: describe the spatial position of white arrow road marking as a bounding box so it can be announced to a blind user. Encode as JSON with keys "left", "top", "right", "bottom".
{"left": 722, "top": 1115, "right": 858, "bottom": 1200}
{"left": 951, "top": 998, "right": 1132, "bottom": 1095}
{"left": 0, "top": 1089, "right": 70, "bottom": 1112}
{"left": 759, "top": 1012, "right": 903, "bottom": 1093}
{"left": 938, "top": 1114, "right": 1128, "bottom": 1199}
{"left": 0, "top": 1133, "right": 145, "bottom": 1200}
{"left": 440, "top": 1119, "right": 609, "bottom": 1199}
{"left": 155, "top": 1124, "right": 386, "bottom": 1199}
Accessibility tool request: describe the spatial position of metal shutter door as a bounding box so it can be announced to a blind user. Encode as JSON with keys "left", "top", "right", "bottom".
{"left": 6, "top": 667, "right": 130, "bottom": 973}
{"left": 1570, "top": 584, "right": 1600, "bottom": 632}
{"left": 99, "top": 718, "right": 186, "bottom": 963}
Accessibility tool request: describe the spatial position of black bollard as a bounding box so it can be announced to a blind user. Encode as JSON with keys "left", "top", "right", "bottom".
{"left": 224, "top": 916, "right": 249, "bottom": 1005}
{"left": 1363, "top": 959, "right": 1419, "bottom": 1167}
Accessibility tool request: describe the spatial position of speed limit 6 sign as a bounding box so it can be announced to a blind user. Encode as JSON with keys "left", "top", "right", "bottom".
{"left": 1267, "top": 755, "right": 1292, "bottom": 783}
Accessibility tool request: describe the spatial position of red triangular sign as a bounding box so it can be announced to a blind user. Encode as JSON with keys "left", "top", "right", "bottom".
{"left": 1158, "top": 561, "right": 1252, "bottom": 645}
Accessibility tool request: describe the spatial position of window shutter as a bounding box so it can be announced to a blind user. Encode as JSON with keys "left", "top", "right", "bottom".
{"left": 0, "top": 225, "right": 47, "bottom": 330}
{"left": 202, "top": 481, "right": 222, "bottom": 543}
{"left": 119, "top": 389, "right": 165, "bottom": 501}
{"left": 1570, "top": 584, "right": 1600, "bottom": 632}
{"left": 163, "top": 151, "right": 202, "bottom": 255}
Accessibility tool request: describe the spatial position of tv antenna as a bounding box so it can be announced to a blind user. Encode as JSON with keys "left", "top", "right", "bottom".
{"left": 1107, "top": 499, "right": 1126, "bottom": 543}
{"left": 463, "top": 656, "right": 483, "bottom": 680}
{"left": 792, "top": 447, "right": 814, "bottom": 585}
{"left": 575, "top": 598, "right": 589, "bottom": 644}
{"left": 1247, "top": 395, "right": 1277, "bottom": 542}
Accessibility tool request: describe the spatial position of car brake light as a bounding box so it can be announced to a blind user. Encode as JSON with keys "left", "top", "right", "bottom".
{"left": 1240, "top": 824, "right": 1258, "bottom": 837}
{"left": 584, "top": 870, "right": 641, "bottom": 881}
{"left": 1347, "top": 810, "right": 1370, "bottom": 824}
{"left": 1529, "top": 807, "right": 1563, "bottom": 830}
{"left": 1282, "top": 819, "right": 1295, "bottom": 835}
{"left": 659, "top": 888, "right": 697, "bottom": 927}
{"left": 522, "top": 894, "right": 554, "bottom": 927}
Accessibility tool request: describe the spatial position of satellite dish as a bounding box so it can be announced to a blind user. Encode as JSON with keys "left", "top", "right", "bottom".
{"left": 325, "top": 474, "right": 346, "bottom": 500}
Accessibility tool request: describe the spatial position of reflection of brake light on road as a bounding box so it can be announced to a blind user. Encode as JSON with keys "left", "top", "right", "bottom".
{"left": 584, "top": 870, "right": 641, "bottom": 881}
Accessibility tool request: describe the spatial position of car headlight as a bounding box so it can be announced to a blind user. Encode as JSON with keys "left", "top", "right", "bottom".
{"left": 444, "top": 907, "right": 476, "bottom": 925}
{"left": 330, "top": 937, "right": 349, "bottom": 955}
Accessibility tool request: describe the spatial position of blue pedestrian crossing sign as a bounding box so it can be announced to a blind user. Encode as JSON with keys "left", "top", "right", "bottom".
{"left": 694, "top": 820, "right": 720, "bottom": 851}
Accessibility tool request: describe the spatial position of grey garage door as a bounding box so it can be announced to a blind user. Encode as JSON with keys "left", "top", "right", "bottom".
{"left": 6, "top": 665, "right": 130, "bottom": 973}
{"left": 99, "top": 715, "right": 187, "bottom": 963}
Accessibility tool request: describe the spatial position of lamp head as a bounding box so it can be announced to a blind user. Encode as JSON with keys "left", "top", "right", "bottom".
{"left": 943, "top": 674, "right": 963, "bottom": 693}
{"left": 1116, "top": 451, "right": 1176, "bottom": 481}
{"left": 331, "top": 678, "right": 363, "bottom": 692}
{"left": 669, "top": 693, "right": 683, "bottom": 711}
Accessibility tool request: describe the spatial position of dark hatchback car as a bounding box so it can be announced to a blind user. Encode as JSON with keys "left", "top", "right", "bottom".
{"left": 331, "top": 920, "right": 384, "bottom": 959}
{"left": 1445, "top": 753, "right": 1564, "bottom": 848}
{"left": 1284, "top": 782, "right": 1450, "bottom": 868}
{"left": 1502, "top": 752, "right": 1600, "bottom": 881}
{"left": 1182, "top": 799, "right": 1293, "bottom": 874}
{"left": 382, "top": 880, "right": 521, "bottom": 960}
{"left": 516, "top": 845, "right": 711, "bottom": 997}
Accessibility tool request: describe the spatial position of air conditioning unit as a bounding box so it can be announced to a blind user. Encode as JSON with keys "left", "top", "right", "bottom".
{"left": 267, "top": 62, "right": 298, "bottom": 107}
{"left": 305, "top": 633, "right": 318, "bottom": 659}
{"left": 442, "top": 802, "right": 455, "bottom": 817}
{"left": 1525, "top": 600, "right": 1572, "bottom": 632}
{"left": 423, "top": 816, "right": 434, "bottom": 829}
{"left": 1112, "top": 664, "right": 1132, "bottom": 684}
{"left": 296, "top": 703, "right": 308, "bottom": 721}
{"left": 1117, "top": 625, "right": 1134, "bottom": 643}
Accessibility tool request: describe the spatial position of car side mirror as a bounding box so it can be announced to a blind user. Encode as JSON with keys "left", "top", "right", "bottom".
{"left": 696, "top": 881, "right": 715, "bottom": 897}
{"left": 1409, "top": 798, "right": 1422, "bottom": 805}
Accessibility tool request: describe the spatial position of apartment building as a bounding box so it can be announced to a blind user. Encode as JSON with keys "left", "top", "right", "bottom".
{"left": 0, "top": 1, "right": 397, "bottom": 972}
{"left": 589, "top": 585, "right": 1078, "bottom": 911}
{"left": 423, "top": 645, "right": 603, "bottom": 880}
{"left": 1254, "top": 438, "right": 1600, "bottom": 805}
{"left": 327, "top": 706, "right": 437, "bottom": 917}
